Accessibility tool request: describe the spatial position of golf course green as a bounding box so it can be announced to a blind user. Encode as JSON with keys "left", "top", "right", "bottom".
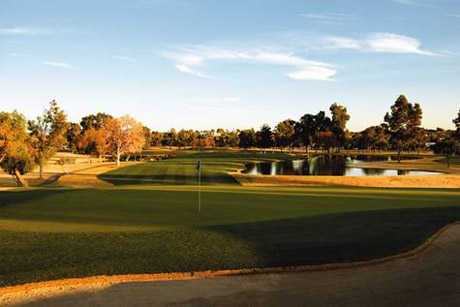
{"left": 1, "top": 151, "right": 460, "bottom": 287}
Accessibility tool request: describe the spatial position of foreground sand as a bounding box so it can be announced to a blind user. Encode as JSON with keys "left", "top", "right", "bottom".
{"left": 1, "top": 223, "right": 460, "bottom": 306}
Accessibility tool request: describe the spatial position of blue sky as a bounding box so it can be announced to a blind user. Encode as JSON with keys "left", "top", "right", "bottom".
{"left": 1, "top": 0, "right": 459, "bottom": 131}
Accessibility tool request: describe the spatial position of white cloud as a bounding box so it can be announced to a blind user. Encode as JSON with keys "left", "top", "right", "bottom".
{"left": 299, "top": 13, "right": 351, "bottom": 24}
{"left": 164, "top": 46, "right": 336, "bottom": 81}
{"left": 112, "top": 55, "right": 136, "bottom": 63}
{"left": 0, "top": 27, "right": 50, "bottom": 35}
{"left": 367, "top": 33, "right": 437, "bottom": 55}
{"left": 43, "top": 61, "right": 75, "bottom": 69}
{"left": 175, "top": 64, "right": 210, "bottom": 78}
{"left": 326, "top": 37, "right": 361, "bottom": 50}
{"left": 324, "top": 33, "right": 438, "bottom": 56}
{"left": 287, "top": 66, "right": 336, "bottom": 81}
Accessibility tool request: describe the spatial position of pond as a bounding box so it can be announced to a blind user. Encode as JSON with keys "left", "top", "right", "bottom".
{"left": 243, "top": 155, "right": 441, "bottom": 177}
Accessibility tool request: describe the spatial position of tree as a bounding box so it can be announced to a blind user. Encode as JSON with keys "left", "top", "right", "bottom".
{"left": 0, "top": 111, "right": 36, "bottom": 187}
{"left": 256, "top": 124, "right": 273, "bottom": 149}
{"left": 330, "top": 103, "right": 350, "bottom": 150}
{"left": 384, "top": 95, "right": 423, "bottom": 162}
{"left": 105, "top": 115, "right": 145, "bottom": 166}
{"left": 274, "top": 119, "right": 296, "bottom": 151}
{"left": 77, "top": 127, "right": 110, "bottom": 158}
{"left": 28, "top": 100, "right": 69, "bottom": 178}
{"left": 432, "top": 137, "right": 459, "bottom": 168}
{"left": 330, "top": 103, "right": 350, "bottom": 130}
{"left": 80, "top": 113, "right": 113, "bottom": 132}
{"left": 142, "top": 126, "right": 152, "bottom": 149}
{"left": 238, "top": 129, "right": 256, "bottom": 149}
{"left": 296, "top": 114, "right": 316, "bottom": 154}
{"left": 150, "top": 131, "right": 164, "bottom": 146}
{"left": 454, "top": 109, "right": 460, "bottom": 139}
{"left": 66, "top": 122, "right": 81, "bottom": 152}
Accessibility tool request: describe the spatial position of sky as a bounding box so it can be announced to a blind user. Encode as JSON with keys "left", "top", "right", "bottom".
{"left": 1, "top": 0, "right": 459, "bottom": 132}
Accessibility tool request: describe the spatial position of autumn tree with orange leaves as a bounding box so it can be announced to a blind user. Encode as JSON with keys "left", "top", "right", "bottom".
{"left": 77, "top": 127, "right": 110, "bottom": 159}
{"left": 105, "top": 115, "right": 145, "bottom": 166}
{"left": 0, "top": 111, "right": 36, "bottom": 187}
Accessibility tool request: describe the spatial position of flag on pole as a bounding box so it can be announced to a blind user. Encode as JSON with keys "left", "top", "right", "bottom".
{"left": 197, "top": 160, "right": 201, "bottom": 213}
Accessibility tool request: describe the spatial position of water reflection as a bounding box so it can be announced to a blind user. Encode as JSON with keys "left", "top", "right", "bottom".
{"left": 244, "top": 155, "right": 439, "bottom": 177}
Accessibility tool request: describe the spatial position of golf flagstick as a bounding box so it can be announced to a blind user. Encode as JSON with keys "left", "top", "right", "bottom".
{"left": 197, "top": 160, "right": 201, "bottom": 213}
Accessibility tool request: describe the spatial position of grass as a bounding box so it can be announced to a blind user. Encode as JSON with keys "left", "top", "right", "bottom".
{"left": 1, "top": 185, "right": 460, "bottom": 287}
{"left": 99, "top": 150, "right": 300, "bottom": 185}
{"left": 1, "top": 151, "right": 459, "bottom": 287}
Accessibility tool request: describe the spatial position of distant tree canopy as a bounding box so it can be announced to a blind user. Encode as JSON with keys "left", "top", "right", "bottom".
{"left": 2, "top": 94, "right": 458, "bottom": 186}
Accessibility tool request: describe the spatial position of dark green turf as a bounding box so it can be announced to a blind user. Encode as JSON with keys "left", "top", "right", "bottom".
{"left": 1, "top": 186, "right": 460, "bottom": 287}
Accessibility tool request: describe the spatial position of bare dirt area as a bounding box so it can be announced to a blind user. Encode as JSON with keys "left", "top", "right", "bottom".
{"left": 233, "top": 173, "right": 460, "bottom": 188}
{"left": 2, "top": 223, "right": 460, "bottom": 307}
{"left": 0, "top": 152, "right": 144, "bottom": 188}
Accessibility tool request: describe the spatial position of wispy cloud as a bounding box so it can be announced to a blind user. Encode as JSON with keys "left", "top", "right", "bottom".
{"left": 391, "top": 0, "right": 437, "bottom": 8}
{"left": 447, "top": 14, "right": 460, "bottom": 18}
{"left": 43, "top": 61, "right": 75, "bottom": 69}
{"left": 112, "top": 55, "right": 136, "bottom": 63}
{"left": 0, "top": 27, "right": 50, "bottom": 35}
{"left": 299, "top": 13, "right": 352, "bottom": 24}
{"left": 324, "top": 33, "right": 438, "bottom": 56}
{"left": 175, "top": 64, "right": 210, "bottom": 78}
{"left": 164, "top": 45, "right": 336, "bottom": 81}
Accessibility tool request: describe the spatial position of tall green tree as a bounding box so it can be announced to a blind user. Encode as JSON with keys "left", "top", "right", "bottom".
{"left": 296, "top": 114, "right": 316, "bottom": 154}
{"left": 28, "top": 100, "right": 69, "bottom": 178}
{"left": 256, "top": 124, "right": 274, "bottom": 149}
{"left": 274, "top": 119, "right": 296, "bottom": 151}
{"left": 80, "top": 113, "right": 113, "bottom": 132}
{"left": 384, "top": 95, "right": 423, "bottom": 162}
{"left": 0, "top": 111, "right": 36, "bottom": 187}
{"left": 66, "top": 122, "right": 82, "bottom": 152}
{"left": 454, "top": 109, "right": 460, "bottom": 139}
{"left": 238, "top": 129, "right": 256, "bottom": 149}
{"left": 330, "top": 103, "right": 350, "bottom": 150}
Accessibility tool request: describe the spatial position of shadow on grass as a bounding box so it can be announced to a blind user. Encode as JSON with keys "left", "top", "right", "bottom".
{"left": 1, "top": 206, "right": 460, "bottom": 288}
{"left": 206, "top": 206, "right": 460, "bottom": 266}
{"left": 0, "top": 189, "right": 70, "bottom": 208}
{"left": 98, "top": 173, "right": 238, "bottom": 185}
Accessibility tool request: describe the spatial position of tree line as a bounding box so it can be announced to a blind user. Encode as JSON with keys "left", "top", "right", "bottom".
{"left": 1, "top": 95, "right": 459, "bottom": 186}
{"left": 0, "top": 100, "right": 146, "bottom": 186}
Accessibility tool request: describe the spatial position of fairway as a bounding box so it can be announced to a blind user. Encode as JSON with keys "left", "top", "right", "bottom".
{"left": 98, "top": 151, "right": 299, "bottom": 185}
{"left": 1, "top": 184, "right": 460, "bottom": 287}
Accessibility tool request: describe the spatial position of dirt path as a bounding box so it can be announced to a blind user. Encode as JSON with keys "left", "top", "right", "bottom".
{"left": 2, "top": 224, "right": 460, "bottom": 306}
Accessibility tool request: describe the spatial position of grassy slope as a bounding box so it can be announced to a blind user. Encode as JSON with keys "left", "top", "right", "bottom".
{"left": 1, "top": 186, "right": 460, "bottom": 287}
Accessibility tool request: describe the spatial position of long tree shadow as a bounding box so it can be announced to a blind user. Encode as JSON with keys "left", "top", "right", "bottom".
{"left": 205, "top": 206, "right": 460, "bottom": 266}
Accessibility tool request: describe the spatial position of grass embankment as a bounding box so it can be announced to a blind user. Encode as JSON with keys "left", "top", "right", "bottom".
{"left": 1, "top": 186, "right": 460, "bottom": 287}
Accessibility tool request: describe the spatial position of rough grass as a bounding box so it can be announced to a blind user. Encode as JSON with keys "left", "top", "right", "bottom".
{"left": 1, "top": 186, "right": 460, "bottom": 287}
